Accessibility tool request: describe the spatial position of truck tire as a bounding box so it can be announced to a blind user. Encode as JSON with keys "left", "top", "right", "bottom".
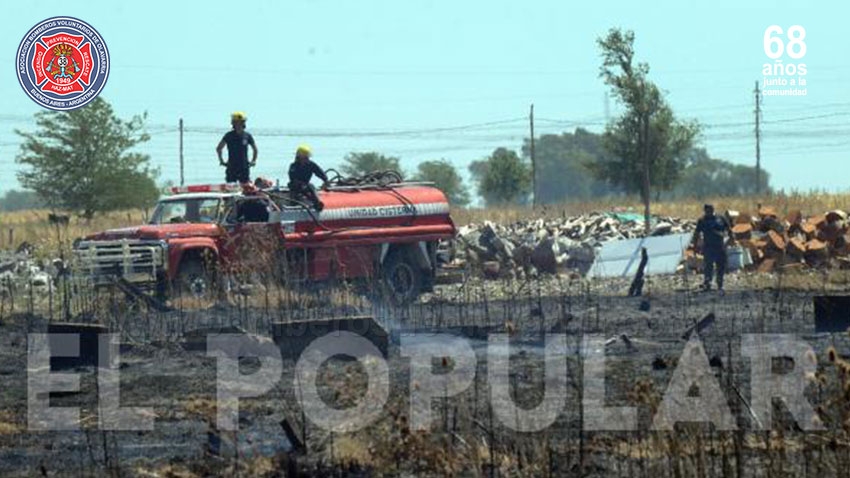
{"left": 154, "top": 273, "right": 169, "bottom": 301}
{"left": 382, "top": 248, "right": 423, "bottom": 305}
{"left": 175, "top": 257, "right": 216, "bottom": 300}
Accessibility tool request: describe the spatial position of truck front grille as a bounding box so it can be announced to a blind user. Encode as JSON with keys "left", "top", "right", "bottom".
{"left": 74, "top": 240, "right": 166, "bottom": 285}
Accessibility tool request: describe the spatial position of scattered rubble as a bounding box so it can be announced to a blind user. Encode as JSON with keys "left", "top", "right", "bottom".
{"left": 0, "top": 249, "right": 58, "bottom": 296}
{"left": 455, "top": 206, "right": 850, "bottom": 280}
{"left": 454, "top": 212, "right": 695, "bottom": 278}
{"left": 690, "top": 207, "right": 850, "bottom": 273}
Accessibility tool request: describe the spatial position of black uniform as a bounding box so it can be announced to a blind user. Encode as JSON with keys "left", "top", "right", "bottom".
{"left": 221, "top": 130, "right": 255, "bottom": 182}
{"left": 288, "top": 159, "right": 328, "bottom": 185}
{"left": 288, "top": 159, "right": 328, "bottom": 210}
{"left": 695, "top": 214, "right": 731, "bottom": 289}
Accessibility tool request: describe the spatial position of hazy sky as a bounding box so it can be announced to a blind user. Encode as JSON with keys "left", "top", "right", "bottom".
{"left": 2, "top": 0, "right": 847, "bottom": 196}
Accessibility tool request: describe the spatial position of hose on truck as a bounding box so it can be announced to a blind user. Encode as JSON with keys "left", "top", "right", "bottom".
{"left": 323, "top": 169, "right": 404, "bottom": 189}
{"left": 267, "top": 169, "right": 418, "bottom": 230}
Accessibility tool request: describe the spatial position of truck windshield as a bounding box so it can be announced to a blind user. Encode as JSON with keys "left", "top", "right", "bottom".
{"left": 150, "top": 198, "right": 222, "bottom": 224}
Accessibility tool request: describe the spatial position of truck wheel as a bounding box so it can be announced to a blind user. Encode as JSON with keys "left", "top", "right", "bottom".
{"left": 176, "top": 258, "right": 215, "bottom": 300}
{"left": 154, "top": 274, "right": 169, "bottom": 301}
{"left": 382, "top": 249, "right": 423, "bottom": 305}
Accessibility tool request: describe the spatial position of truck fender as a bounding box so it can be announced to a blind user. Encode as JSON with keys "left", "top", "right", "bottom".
{"left": 166, "top": 239, "right": 220, "bottom": 279}
{"left": 415, "top": 241, "right": 432, "bottom": 270}
{"left": 380, "top": 242, "right": 431, "bottom": 270}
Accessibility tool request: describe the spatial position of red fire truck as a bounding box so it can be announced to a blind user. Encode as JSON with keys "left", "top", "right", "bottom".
{"left": 73, "top": 179, "right": 456, "bottom": 304}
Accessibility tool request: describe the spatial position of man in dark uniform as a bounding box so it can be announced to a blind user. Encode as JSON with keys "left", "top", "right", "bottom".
{"left": 216, "top": 111, "right": 258, "bottom": 183}
{"left": 692, "top": 204, "right": 734, "bottom": 294}
{"left": 288, "top": 144, "right": 329, "bottom": 211}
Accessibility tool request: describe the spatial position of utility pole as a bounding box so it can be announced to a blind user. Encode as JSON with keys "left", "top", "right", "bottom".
{"left": 179, "top": 118, "right": 185, "bottom": 186}
{"left": 529, "top": 104, "right": 536, "bottom": 207}
{"left": 603, "top": 92, "right": 610, "bottom": 124}
{"left": 641, "top": 111, "right": 651, "bottom": 235}
{"left": 754, "top": 81, "right": 761, "bottom": 196}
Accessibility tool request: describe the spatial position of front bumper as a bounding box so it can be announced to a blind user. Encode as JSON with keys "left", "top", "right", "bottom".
{"left": 73, "top": 239, "right": 168, "bottom": 286}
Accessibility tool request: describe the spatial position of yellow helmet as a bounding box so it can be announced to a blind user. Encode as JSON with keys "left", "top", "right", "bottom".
{"left": 231, "top": 111, "right": 247, "bottom": 122}
{"left": 295, "top": 144, "right": 312, "bottom": 158}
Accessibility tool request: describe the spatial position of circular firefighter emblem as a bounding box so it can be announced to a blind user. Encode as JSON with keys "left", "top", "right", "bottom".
{"left": 15, "top": 17, "right": 109, "bottom": 111}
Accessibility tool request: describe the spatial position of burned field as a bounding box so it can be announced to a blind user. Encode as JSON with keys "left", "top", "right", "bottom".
{"left": 1, "top": 273, "right": 850, "bottom": 477}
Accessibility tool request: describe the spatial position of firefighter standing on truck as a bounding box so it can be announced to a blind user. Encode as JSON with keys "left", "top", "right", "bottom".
{"left": 692, "top": 204, "right": 734, "bottom": 295}
{"left": 216, "top": 111, "right": 258, "bottom": 183}
{"left": 288, "top": 144, "right": 329, "bottom": 211}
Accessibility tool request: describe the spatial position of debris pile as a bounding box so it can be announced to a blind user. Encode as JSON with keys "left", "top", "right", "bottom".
{"left": 688, "top": 207, "right": 850, "bottom": 273}
{"left": 454, "top": 212, "right": 695, "bottom": 278}
{"left": 0, "top": 246, "right": 58, "bottom": 296}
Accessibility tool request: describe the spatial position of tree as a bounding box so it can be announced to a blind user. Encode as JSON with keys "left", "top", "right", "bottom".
{"left": 592, "top": 28, "right": 699, "bottom": 232}
{"left": 671, "top": 148, "right": 772, "bottom": 198}
{"left": 521, "top": 128, "right": 621, "bottom": 203}
{"left": 15, "top": 97, "right": 159, "bottom": 218}
{"left": 468, "top": 147, "right": 531, "bottom": 206}
{"left": 0, "top": 189, "right": 46, "bottom": 211}
{"left": 412, "top": 159, "right": 470, "bottom": 207}
{"left": 339, "top": 152, "right": 403, "bottom": 178}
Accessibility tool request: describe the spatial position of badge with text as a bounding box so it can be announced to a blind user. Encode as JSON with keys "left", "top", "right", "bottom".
{"left": 16, "top": 16, "right": 110, "bottom": 111}
{"left": 761, "top": 25, "right": 807, "bottom": 97}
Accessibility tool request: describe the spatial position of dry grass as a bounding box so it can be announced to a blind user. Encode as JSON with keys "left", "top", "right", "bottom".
{"left": 180, "top": 396, "right": 218, "bottom": 422}
{"left": 133, "top": 464, "right": 198, "bottom": 478}
{"left": 453, "top": 191, "right": 850, "bottom": 225}
{"left": 2, "top": 192, "right": 848, "bottom": 259}
{"left": 134, "top": 456, "right": 278, "bottom": 478}
{"left": 333, "top": 435, "right": 376, "bottom": 466}
{"left": 0, "top": 411, "right": 22, "bottom": 435}
{"left": 0, "top": 208, "right": 149, "bottom": 259}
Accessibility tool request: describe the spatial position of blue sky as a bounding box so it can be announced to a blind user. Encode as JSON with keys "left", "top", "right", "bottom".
{"left": 2, "top": 0, "right": 848, "bottom": 197}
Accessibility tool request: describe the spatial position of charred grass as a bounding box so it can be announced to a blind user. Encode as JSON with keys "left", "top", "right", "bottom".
{"left": 2, "top": 272, "right": 850, "bottom": 476}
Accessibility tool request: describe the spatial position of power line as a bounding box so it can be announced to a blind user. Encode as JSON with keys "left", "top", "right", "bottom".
{"left": 181, "top": 117, "right": 528, "bottom": 138}
{"left": 530, "top": 104, "right": 537, "bottom": 207}
{"left": 754, "top": 81, "right": 762, "bottom": 195}
{"left": 1, "top": 103, "right": 847, "bottom": 178}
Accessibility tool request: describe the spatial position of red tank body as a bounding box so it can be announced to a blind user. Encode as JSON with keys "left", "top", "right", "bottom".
{"left": 277, "top": 185, "right": 454, "bottom": 282}
{"left": 283, "top": 185, "right": 454, "bottom": 242}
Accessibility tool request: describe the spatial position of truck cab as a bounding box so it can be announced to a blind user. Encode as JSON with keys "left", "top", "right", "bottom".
{"left": 74, "top": 181, "right": 456, "bottom": 304}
